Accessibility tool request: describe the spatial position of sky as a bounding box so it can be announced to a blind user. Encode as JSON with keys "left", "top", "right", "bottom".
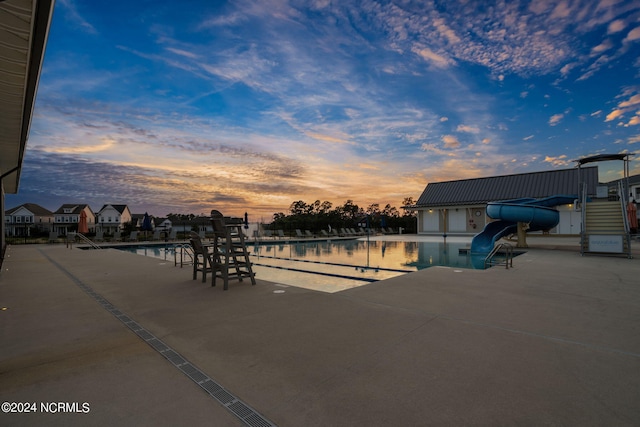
{"left": 7, "top": 0, "right": 640, "bottom": 219}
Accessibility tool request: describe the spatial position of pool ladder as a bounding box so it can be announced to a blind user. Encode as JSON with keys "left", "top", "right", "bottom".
{"left": 173, "top": 243, "right": 195, "bottom": 267}
{"left": 484, "top": 243, "right": 514, "bottom": 269}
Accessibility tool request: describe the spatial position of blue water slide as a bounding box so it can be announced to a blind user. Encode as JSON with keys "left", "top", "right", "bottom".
{"left": 470, "top": 195, "right": 577, "bottom": 255}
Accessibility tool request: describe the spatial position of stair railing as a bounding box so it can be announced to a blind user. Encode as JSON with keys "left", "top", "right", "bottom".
{"left": 580, "top": 181, "right": 588, "bottom": 256}
{"left": 174, "top": 243, "right": 195, "bottom": 267}
{"left": 484, "top": 242, "right": 514, "bottom": 269}
{"left": 618, "top": 181, "right": 632, "bottom": 258}
{"left": 72, "top": 232, "right": 102, "bottom": 249}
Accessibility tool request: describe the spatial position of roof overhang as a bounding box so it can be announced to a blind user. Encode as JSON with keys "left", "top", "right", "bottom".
{"left": 575, "top": 153, "right": 634, "bottom": 166}
{"left": 0, "top": 0, "right": 55, "bottom": 193}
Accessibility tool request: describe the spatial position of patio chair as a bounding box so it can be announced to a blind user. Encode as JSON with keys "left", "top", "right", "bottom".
{"left": 189, "top": 232, "right": 214, "bottom": 285}
{"left": 210, "top": 210, "right": 256, "bottom": 290}
{"left": 128, "top": 231, "right": 138, "bottom": 241}
{"left": 296, "top": 229, "right": 305, "bottom": 238}
{"left": 277, "top": 230, "right": 286, "bottom": 239}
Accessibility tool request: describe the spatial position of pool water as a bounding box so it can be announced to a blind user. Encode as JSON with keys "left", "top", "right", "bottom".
{"left": 114, "top": 236, "right": 484, "bottom": 293}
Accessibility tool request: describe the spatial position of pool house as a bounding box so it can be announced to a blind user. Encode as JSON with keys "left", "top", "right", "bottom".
{"left": 412, "top": 166, "right": 599, "bottom": 236}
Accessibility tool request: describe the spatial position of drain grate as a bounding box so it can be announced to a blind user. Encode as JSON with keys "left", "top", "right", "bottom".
{"left": 39, "top": 249, "right": 277, "bottom": 427}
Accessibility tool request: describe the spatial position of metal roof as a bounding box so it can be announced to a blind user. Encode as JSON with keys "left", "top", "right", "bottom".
{"left": 414, "top": 166, "right": 599, "bottom": 208}
{"left": 0, "top": 0, "right": 55, "bottom": 193}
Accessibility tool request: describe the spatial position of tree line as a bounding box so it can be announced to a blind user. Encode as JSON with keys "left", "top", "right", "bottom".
{"left": 270, "top": 198, "right": 417, "bottom": 233}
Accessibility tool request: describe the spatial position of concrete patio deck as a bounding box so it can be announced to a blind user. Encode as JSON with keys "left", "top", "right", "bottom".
{"left": 1, "top": 237, "right": 639, "bottom": 426}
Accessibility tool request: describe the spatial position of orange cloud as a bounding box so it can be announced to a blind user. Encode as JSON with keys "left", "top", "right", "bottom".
{"left": 442, "top": 135, "right": 460, "bottom": 149}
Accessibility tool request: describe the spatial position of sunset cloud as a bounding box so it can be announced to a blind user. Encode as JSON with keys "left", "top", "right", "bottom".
{"left": 442, "top": 135, "right": 461, "bottom": 149}
{"left": 543, "top": 155, "right": 569, "bottom": 167}
{"left": 549, "top": 114, "right": 564, "bottom": 126}
{"left": 456, "top": 124, "right": 480, "bottom": 134}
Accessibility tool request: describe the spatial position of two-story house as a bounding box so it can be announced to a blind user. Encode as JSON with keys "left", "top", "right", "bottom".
{"left": 4, "top": 203, "right": 54, "bottom": 237}
{"left": 52, "top": 204, "right": 96, "bottom": 235}
{"left": 154, "top": 217, "right": 172, "bottom": 232}
{"left": 95, "top": 204, "right": 132, "bottom": 234}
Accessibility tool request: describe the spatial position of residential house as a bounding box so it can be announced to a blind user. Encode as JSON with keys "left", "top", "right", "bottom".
{"left": 130, "top": 213, "right": 148, "bottom": 230}
{"left": 95, "top": 204, "right": 132, "bottom": 234}
{"left": 154, "top": 217, "right": 172, "bottom": 232}
{"left": 52, "top": 204, "right": 95, "bottom": 235}
{"left": 411, "top": 166, "right": 599, "bottom": 236}
{"left": 171, "top": 216, "right": 212, "bottom": 236}
{"left": 4, "top": 203, "right": 54, "bottom": 237}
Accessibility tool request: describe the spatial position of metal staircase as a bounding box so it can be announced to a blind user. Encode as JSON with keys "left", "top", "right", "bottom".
{"left": 581, "top": 182, "right": 632, "bottom": 258}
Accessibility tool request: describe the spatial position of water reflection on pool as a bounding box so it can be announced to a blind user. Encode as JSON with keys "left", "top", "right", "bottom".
{"left": 116, "top": 236, "right": 480, "bottom": 292}
{"left": 250, "top": 237, "right": 476, "bottom": 271}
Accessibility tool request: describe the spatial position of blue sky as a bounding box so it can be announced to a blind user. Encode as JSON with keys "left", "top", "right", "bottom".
{"left": 8, "top": 0, "right": 640, "bottom": 218}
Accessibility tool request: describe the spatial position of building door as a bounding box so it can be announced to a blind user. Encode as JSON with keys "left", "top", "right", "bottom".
{"left": 556, "top": 209, "right": 581, "bottom": 235}
{"left": 421, "top": 210, "right": 439, "bottom": 232}
{"left": 448, "top": 209, "right": 466, "bottom": 232}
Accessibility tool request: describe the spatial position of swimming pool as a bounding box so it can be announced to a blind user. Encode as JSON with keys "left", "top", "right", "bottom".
{"left": 112, "top": 236, "right": 485, "bottom": 292}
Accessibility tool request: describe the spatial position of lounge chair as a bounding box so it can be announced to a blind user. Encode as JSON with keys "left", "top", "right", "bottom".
{"left": 277, "top": 230, "right": 286, "bottom": 239}
{"left": 321, "top": 230, "right": 330, "bottom": 237}
{"left": 296, "top": 229, "right": 305, "bottom": 238}
{"left": 168, "top": 229, "right": 177, "bottom": 241}
{"left": 305, "top": 230, "right": 314, "bottom": 238}
{"left": 264, "top": 230, "right": 273, "bottom": 239}
{"left": 94, "top": 230, "right": 104, "bottom": 242}
{"left": 113, "top": 231, "right": 121, "bottom": 241}
{"left": 48, "top": 231, "right": 58, "bottom": 243}
{"left": 128, "top": 231, "right": 138, "bottom": 241}
{"left": 152, "top": 229, "right": 162, "bottom": 240}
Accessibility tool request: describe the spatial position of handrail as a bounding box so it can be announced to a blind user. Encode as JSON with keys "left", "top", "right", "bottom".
{"left": 619, "top": 181, "right": 630, "bottom": 234}
{"left": 580, "top": 181, "right": 587, "bottom": 256}
{"left": 72, "top": 232, "right": 101, "bottom": 249}
{"left": 618, "top": 181, "right": 632, "bottom": 258}
{"left": 174, "top": 243, "right": 194, "bottom": 267}
{"left": 484, "top": 242, "right": 513, "bottom": 269}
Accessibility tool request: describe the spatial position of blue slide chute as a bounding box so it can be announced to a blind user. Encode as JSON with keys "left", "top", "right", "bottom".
{"left": 470, "top": 195, "right": 577, "bottom": 255}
